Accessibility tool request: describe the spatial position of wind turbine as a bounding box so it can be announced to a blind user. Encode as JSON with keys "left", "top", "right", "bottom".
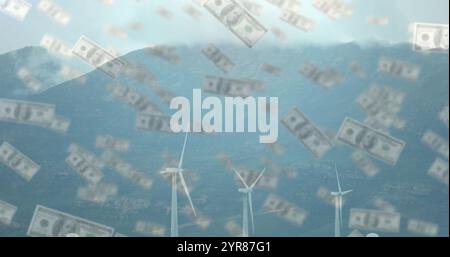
{"left": 160, "top": 132, "right": 196, "bottom": 237}
{"left": 330, "top": 163, "right": 352, "bottom": 237}
{"left": 232, "top": 168, "right": 266, "bottom": 237}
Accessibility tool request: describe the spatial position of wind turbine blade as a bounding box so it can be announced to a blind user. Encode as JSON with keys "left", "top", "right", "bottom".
{"left": 248, "top": 192, "right": 255, "bottom": 234}
{"left": 250, "top": 168, "right": 266, "bottom": 189}
{"left": 335, "top": 162, "right": 342, "bottom": 193}
{"left": 339, "top": 196, "right": 343, "bottom": 228}
{"left": 178, "top": 132, "right": 188, "bottom": 169}
{"left": 342, "top": 190, "right": 353, "bottom": 195}
{"left": 178, "top": 172, "right": 196, "bottom": 217}
{"left": 233, "top": 168, "right": 249, "bottom": 188}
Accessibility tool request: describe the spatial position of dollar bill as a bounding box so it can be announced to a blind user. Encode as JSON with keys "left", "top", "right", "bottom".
{"left": 95, "top": 135, "right": 129, "bottom": 152}
{"left": 0, "top": 0, "right": 31, "bottom": 21}
{"left": 225, "top": 220, "right": 242, "bottom": 237}
{"left": 263, "top": 193, "right": 308, "bottom": 226}
{"left": 135, "top": 221, "right": 165, "bottom": 236}
{"left": 66, "top": 150, "right": 104, "bottom": 185}
{"left": 412, "top": 23, "right": 449, "bottom": 53}
{"left": 204, "top": 0, "right": 267, "bottom": 47}
{"left": 312, "top": 0, "right": 353, "bottom": 20}
{"left": 181, "top": 205, "right": 211, "bottom": 230}
{"left": 107, "top": 84, "right": 162, "bottom": 114}
{"left": 135, "top": 113, "right": 173, "bottom": 133}
{"left": 357, "top": 85, "right": 405, "bottom": 116}
{"left": 261, "top": 63, "right": 282, "bottom": 76}
{"left": 407, "top": 219, "right": 439, "bottom": 237}
{"left": 438, "top": 105, "right": 449, "bottom": 128}
{"left": 105, "top": 25, "right": 127, "bottom": 40}
{"left": 265, "top": 0, "right": 300, "bottom": 11}
{"left": 101, "top": 151, "right": 153, "bottom": 189}
{"left": 48, "top": 115, "right": 70, "bottom": 133}
{"left": 27, "top": 205, "right": 114, "bottom": 237}
{"left": 317, "top": 186, "right": 338, "bottom": 206}
{"left": 72, "top": 36, "right": 126, "bottom": 78}
{"left": 337, "top": 118, "right": 406, "bottom": 165}
{"left": 182, "top": 3, "right": 202, "bottom": 19}
{"left": 239, "top": 0, "right": 263, "bottom": 16}
{"left": 280, "top": 11, "right": 315, "bottom": 32}
{"left": 349, "top": 208, "right": 401, "bottom": 233}
{"left": 299, "top": 62, "right": 343, "bottom": 89}
{"left": 16, "top": 68, "right": 43, "bottom": 92}
{"left": 282, "top": 108, "right": 333, "bottom": 159}
{"left": 68, "top": 144, "right": 105, "bottom": 170}
{"left": 146, "top": 44, "right": 180, "bottom": 64}
{"left": 347, "top": 229, "right": 364, "bottom": 237}
{"left": 201, "top": 44, "right": 235, "bottom": 73}
{"left": 156, "top": 6, "right": 173, "bottom": 20}
{"left": 0, "top": 200, "right": 17, "bottom": 225}
{"left": 0, "top": 141, "right": 40, "bottom": 181}
{"left": 77, "top": 183, "right": 118, "bottom": 204}
{"left": 202, "top": 76, "right": 255, "bottom": 97}
{"left": 367, "top": 16, "right": 389, "bottom": 26}
{"left": 59, "top": 65, "right": 86, "bottom": 83}
{"left": 421, "top": 130, "right": 449, "bottom": 159}
{"left": 378, "top": 57, "right": 421, "bottom": 81}
{"left": 271, "top": 27, "right": 287, "bottom": 41}
{"left": 40, "top": 34, "right": 72, "bottom": 57}
{"left": 348, "top": 61, "right": 367, "bottom": 79}
{"left": 373, "top": 197, "right": 396, "bottom": 213}
{"left": 427, "top": 158, "right": 449, "bottom": 185}
{"left": 37, "top": 0, "right": 71, "bottom": 26}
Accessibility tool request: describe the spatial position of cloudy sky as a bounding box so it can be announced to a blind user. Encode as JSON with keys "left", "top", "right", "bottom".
{"left": 0, "top": 0, "right": 448, "bottom": 54}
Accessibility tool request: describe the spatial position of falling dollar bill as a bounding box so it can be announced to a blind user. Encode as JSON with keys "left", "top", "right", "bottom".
{"left": 271, "top": 27, "right": 287, "bottom": 41}
{"left": 317, "top": 186, "right": 339, "bottom": 206}
{"left": 105, "top": 25, "right": 127, "bottom": 40}
{"left": 349, "top": 208, "right": 401, "bottom": 233}
{"left": 239, "top": 0, "right": 263, "bottom": 16}
{"left": 367, "top": 16, "right": 389, "bottom": 26}
{"left": 204, "top": 0, "right": 267, "bottom": 47}
{"left": 0, "top": 141, "right": 40, "bottom": 181}
{"left": 135, "top": 113, "right": 173, "bottom": 133}
{"left": 77, "top": 183, "right": 118, "bottom": 204}
{"left": 312, "top": 0, "right": 353, "bottom": 20}
{"left": 373, "top": 197, "right": 396, "bottom": 213}
{"left": 378, "top": 57, "right": 421, "bottom": 81}
{"left": 181, "top": 205, "right": 212, "bottom": 230}
{"left": 0, "top": 99, "right": 55, "bottom": 127}
{"left": 412, "top": 23, "right": 449, "bottom": 54}
{"left": 37, "top": 0, "right": 71, "bottom": 25}
{"left": 72, "top": 36, "right": 126, "bottom": 78}
{"left": 0, "top": 0, "right": 31, "bottom": 21}
{"left": 261, "top": 63, "right": 282, "bottom": 76}
{"left": 135, "top": 221, "right": 165, "bottom": 236}
{"left": 280, "top": 11, "right": 315, "bottom": 32}
{"left": 201, "top": 44, "right": 235, "bottom": 73}
{"left": 40, "top": 34, "right": 72, "bottom": 57}
{"left": 225, "top": 220, "right": 243, "bottom": 237}
{"left": 265, "top": 0, "right": 300, "bottom": 11}
{"left": 348, "top": 61, "right": 367, "bottom": 79}
{"left": 263, "top": 193, "right": 308, "bottom": 226}
{"left": 438, "top": 105, "right": 449, "bottom": 128}
{"left": 47, "top": 115, "right": 71, "bottom": 134}
{"left": 16, "top": 68, "right": 43, "bottom": 92}
{"left": 202, "top": 76, "right": 255, "bottom": 97}
{"left": 337, "top": 118, "right": 406, "bottom": 165}
{"left": 66, "top": 150, "right": 104, "bottom": 185}
{"left": 299, "top": 62, "right": 343, "bottom": 89}
{"left": 0, "top": 200, "right": 17, "bottom": 225}
{"left": 95, "top": 135, "right": 130, "bottom": 152}
{"left": 107, "top": 84, "right": 162, "bottom": 114}
{"left": 407, "top": 219, "right": 439, "bottom": 237}
{"left": 282, "top": 108, "right": 333, "bottom": 159}
{"left": 27, "top": 205, "right": 114, "bottom": 237}
{"left": 421, "top": 130, "right": 449, "bottom": 159}
{"left": 356, "top": 85, "right": 405, "bottom": 116}
{"left": 182, "top": 3, "right": 202, "bottom": 19}
{"left": 68, "top": 144, "right": 105, "bottom": 170}
{"left": 427, "top": 158, "right": 449, "bottom": 186}
{"left": 146, "top": 44, "right": 181, "bottom": 64}
{"left": 347, "top": 229, "right": 364, "bottom": 237}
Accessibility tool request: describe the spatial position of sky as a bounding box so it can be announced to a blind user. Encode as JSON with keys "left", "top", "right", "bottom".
{"left": 0, "top": 0, "right": 448, "bottom": 55}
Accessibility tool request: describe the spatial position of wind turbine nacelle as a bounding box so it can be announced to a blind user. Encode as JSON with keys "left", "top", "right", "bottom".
{"left": 238, "top": 188, "right": 251, "bottom": 193}
{"left": 330, "top": 192, "right": 340, "bottom": 196}
{"left": 162, "top": 167, "right": 181, "bottom": 173}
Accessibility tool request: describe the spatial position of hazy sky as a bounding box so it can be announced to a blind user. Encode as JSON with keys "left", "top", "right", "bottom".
{"left": 0, "top": 0, "right": 448, "bottom": 54}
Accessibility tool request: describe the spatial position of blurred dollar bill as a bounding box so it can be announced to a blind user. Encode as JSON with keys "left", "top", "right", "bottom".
{"left": 37, "top": 0, "right": 71, "bottom": 26}
{"left": 0, "top": 0, "right": 31, "bottom": 21}
{"left": 373, "top": 197, "right": 396, "bottom": 213}
{"left": 266, "top": 0, "right": 300, "bottom": 11}
{"left": 349, "top": 208, "right": 401, "bottom": 233}
{"left": 66, "top": 148, "right": 104, "bottom": 185}
{"left": 299, "top": 62, "right": 343, "bottom": 89}
{"left": 367, "top": 16, "right": 389, "bottom": 26}
{"left": 348, "top": 61, "right": 367, "bottom": 79}
{"left": 72, "top": 36, "right": 126, "bottom": 78}
{"left": 182, "top": 3, "right": 202, "bottom": 19}
{"left": 378, "top": 57, "right": 421, "bottom": 81}
{"left": 104, "top": 196, "right": 150, "bottom": 215}
{"left": 146, "top": 44, "right": 181, "bottom": 64}
{"left": 347, "top": 229, "right": 364, "bottom": 237}
{"left": 263, "top": 193, "right": 308, "bottom": 226}
{"left": 27, "top": 205, "right": 114, "bottom": 237}
{"left": 351, "top": 151, "right": 380, "bottom": 178}
{"left": 412, "top": 23, "right": 448, "bottom": 54}
{"left": 261, "top": 63, "right": 282, "bottom": 76}
{"left": 0, "top": 141, "right": 40, "bottom": 181}
{"left": 204, "top": 0, "right": 267, "bottom": 47}
{"left": 68, "top": 143, "right": 105, "bottom": 170}
{"left": 271, "top": 27, "right": 287, "bottom": 41}
{"left": 317, "top": 186, "right": 340, "bottom": 206}
{"left": 202, "top": 44, "right": 235, "bottom": 73}
{"left": 407, "top": 219, "right": 439, "bottom": 237}
{"left": 0, "top": 98, "right": 55, "bottom": 127}
{"left": 225, "top": 220, "right": 242, "bottom": 237}
{"left": 203, "top": 76, "right": 258, "bottom": 97}
{"left": 337, "top": 118, "right": 406, "bottom": 165}
{"left": 16, "top": 68, "right": 43, "bottom": 92}
{"left": 40, "top": 34, "right": 72, "bottom": 57}
{"left": 95, "top": 135, "right": 130, "bottom": 153}
{"left": 280, "top": 11, "right": 315, "bottom": 32}
{"left": 282, "top": 107, "right": 333, "bottom": 159}
{"left": 239, "top": 0, "right": 263, "bottom": 16}
{"left": 107, "top": 84, "right": 162, "bottom": 114}
{"left": 156, "top": 6, "right": 173, "bottom": 20}
{"left": 261, "top": 158, "right": 297, "bottom": 178}
{"left": 77, "top": 183, "right": 118, "bottom": 204}
{"left": 0, "top": 200, "right": 17, "bottom": 225}
{"left": 48, "top": 115, "right": 71, "bottom": 134}
{"left": 421, "top": 130, "right": 449, "bottom": 159}
{"left": 135, "top": 221, "right": 165, "bottom": 236}
{"left": 135, "top": 113, "right": 173, "bottom": 133}
{"left": 438, "top": 105, "right": 449, "bottom": 128}
{"left": 59, "top": 65, "right": 86, "bottom": 83}
{"left": 101, "top": 151, "right": 153, "bottom": 189}
{"left": 105, "top": 25, "right": 127, "bottom": 40}
{"left": 312, "top": 0, "right": 353, "bottom": 20}
{"left": 181, "top": 205, "right": 211, "bottom": 230}
{"left": 427, "top": 158, "right": 449, "bottom": 186}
